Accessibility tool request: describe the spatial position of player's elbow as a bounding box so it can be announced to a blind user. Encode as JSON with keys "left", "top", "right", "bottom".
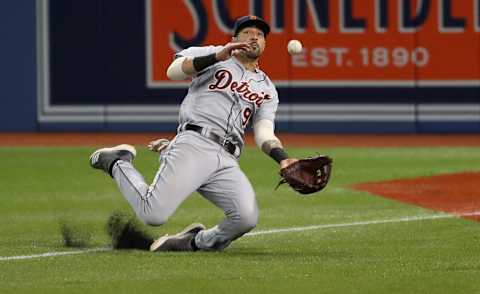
{"left": 166, "top": 65, "right": 185, "bottom": 81}
{"left": 166, "top": 57, "right": 189, "bottom": 81}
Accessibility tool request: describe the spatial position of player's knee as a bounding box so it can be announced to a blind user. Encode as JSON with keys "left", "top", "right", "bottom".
{"left": 235, "top": 207, "right": 258, "bottom": 233}
{"left": 136, "top": 199, "right": 176, "bottom": 226}
{"left": 140, "top": 214, "right": 169, "bottom": 226}
{"left": 237, "top": 217, "right": 257, "bottom": 234}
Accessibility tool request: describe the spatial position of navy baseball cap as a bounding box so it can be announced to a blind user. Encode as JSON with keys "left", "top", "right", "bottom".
{"left": 233, "top": 15, "right": 270, "bottom": 37}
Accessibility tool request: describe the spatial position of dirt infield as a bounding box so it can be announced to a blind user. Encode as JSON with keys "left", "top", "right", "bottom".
{"left": 352, "top": 172, "right": 480, "bottom": 222}
{"left": 1, "top": 133, "right": 480, "bottom": 147}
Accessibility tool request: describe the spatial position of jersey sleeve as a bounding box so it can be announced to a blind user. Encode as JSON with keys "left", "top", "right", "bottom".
{"left": 253, "top": 86, "right": 279, "bottom": 124}
{"left": 175, "top": 45, "right": 223, "bottom": 59}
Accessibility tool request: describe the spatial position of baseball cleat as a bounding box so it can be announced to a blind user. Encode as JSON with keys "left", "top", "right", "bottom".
{"left": 89, "top": 144, "right": 137, "bottom": 177}
{"left": 150, "top": 223, "right": 206, "bottom": 252}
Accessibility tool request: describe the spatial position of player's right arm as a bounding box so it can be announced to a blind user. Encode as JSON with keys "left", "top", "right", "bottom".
{"left": 166, "top": 42, "right": 251, "bottom": 80}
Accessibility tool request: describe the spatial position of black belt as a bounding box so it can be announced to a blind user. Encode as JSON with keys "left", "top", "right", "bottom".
{"left": 184, "top": 124, "right": 239, "bottom": 156}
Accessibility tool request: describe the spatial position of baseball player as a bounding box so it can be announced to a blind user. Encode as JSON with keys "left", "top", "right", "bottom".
{"left": 90, "top": 15, "right": 298, "bottom": 251}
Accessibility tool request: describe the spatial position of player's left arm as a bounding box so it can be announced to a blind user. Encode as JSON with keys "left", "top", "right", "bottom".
{"left": 253, "top": 119, "right": 298, "bottom": 168}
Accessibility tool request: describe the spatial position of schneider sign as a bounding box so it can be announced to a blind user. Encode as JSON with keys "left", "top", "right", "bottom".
{"left": 148, "top": 0, "right": 480, "bottom": 87}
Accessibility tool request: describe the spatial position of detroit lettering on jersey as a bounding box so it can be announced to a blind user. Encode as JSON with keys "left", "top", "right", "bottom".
{"left": 176, "top": 46, "right": 278, "bottom": 146}
{"left": 208, "top": 69, "right": 272, "bottom": 108}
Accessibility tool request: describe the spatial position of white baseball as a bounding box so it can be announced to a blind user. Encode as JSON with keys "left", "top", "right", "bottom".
{"left": 287, "top": 40, "right": 303, "bottom": 55}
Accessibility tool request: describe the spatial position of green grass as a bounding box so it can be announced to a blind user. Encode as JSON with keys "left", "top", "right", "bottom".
{"left": 1, "top": 146, "right": 480, "bottom": 293}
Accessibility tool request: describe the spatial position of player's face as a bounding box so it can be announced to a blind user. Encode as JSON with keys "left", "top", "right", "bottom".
{"left": 235, "top": 26, "right": 266, "bottom": 59}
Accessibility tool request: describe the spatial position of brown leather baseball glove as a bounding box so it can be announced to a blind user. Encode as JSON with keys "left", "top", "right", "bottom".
{"left": 277, "top": 155, "right": 333, "bottom": 195}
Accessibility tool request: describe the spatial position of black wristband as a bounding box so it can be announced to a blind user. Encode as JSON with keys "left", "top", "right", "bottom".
{"left": 193, "top": 53, "right": 218, "bottom": 72}
{"left": 269, "top": 147, "right": 289, "bottom": 164}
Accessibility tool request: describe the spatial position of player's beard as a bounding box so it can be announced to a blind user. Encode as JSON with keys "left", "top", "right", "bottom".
{"left": 245, "top": 43, "right": 261, "bottom": 59}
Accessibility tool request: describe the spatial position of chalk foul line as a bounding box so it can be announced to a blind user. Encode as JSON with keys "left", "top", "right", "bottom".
{"left": 246, "top": 211, "right": 480, "bottom": 236}
{"left": 0, "top": 247, "right": 109, "bottom": 261}
{"left": 1, "top": 211, "right": 479, "bottom": 262}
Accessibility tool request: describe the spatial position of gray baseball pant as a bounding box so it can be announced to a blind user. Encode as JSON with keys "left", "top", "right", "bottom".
{"left": 111, "top": 131, "right": 258, "bottom": 250}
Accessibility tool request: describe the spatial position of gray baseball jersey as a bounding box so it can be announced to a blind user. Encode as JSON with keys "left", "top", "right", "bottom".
{"left": 176, "top": 46, "right": 279, "bottom": 149}
{"left": 109, "top": 46, "right": 280, "bottom": 251}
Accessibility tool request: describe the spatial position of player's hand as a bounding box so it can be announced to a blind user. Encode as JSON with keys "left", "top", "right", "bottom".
{"left": 215, "top": 42, "right": 251, "bottom": 61}
{"left": 280, "top": 158, "right": 299, "bottom": 169}
{"left": 147, "top": 138, "right": 170, "bottom": 153}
